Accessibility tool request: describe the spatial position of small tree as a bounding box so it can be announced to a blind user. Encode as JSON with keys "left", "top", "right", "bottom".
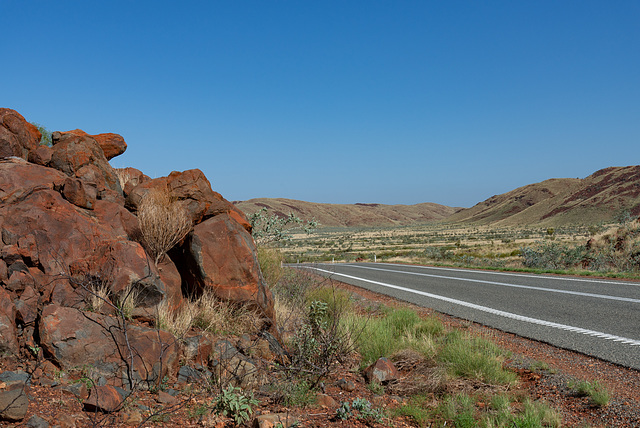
{"left": 249, "top": 207, "right": 317, "bottom": 246}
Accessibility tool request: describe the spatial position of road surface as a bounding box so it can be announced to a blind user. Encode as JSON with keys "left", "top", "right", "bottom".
{"left": 295, "top": 262, "right": 640, "bottom": 369}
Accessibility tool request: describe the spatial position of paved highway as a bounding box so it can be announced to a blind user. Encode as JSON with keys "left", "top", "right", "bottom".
{"left": 295, "top": 262, "right": 640, "bottom": 369}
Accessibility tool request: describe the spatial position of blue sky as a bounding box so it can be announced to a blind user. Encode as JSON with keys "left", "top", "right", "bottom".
{"left": 3, "top": 1, "right": 639, "bottom": 207}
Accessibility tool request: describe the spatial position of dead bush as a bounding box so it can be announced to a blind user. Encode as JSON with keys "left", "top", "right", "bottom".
{"left": 137, "top": 187, "right": 192, "bottom": 265}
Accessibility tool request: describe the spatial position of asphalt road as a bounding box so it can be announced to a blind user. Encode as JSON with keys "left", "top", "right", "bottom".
{"left": 295, "top": 262, "right": 640, "bottom": 370}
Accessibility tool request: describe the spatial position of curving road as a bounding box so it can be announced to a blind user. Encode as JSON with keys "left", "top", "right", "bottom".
{"left": 295, "top": 262, "right": 640, "bottom": 370}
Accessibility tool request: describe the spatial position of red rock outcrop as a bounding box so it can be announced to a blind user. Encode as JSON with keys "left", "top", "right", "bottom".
{"left": 126, "top": 169, "right": 250, "bottom": 229}
{"left": 0, "top": 109, "right": 40, "bottom": 160}
{"left": 39, "top": 305, "right": 178, "bottom": 387}
{"left": 172, "top": 213, "right": 275, "bottom": 323}
{"left": 0, "top": 108, "right": 277, "bottom": 397}
{"left": 50, "top": 130, "right": 122, "bottom": 200}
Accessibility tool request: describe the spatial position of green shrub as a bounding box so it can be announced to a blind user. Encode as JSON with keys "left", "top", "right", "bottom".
{"left": 257, "top": 247, "right": 284, "bottom": 287}
{"left": 211, "top": 385, "right": 259, "bottom": 425}
{"left": 335, "top": 398, "right": 384, "bottom": 423}
{"left": 569, "top": 379, "right": 610, "bottom": 407}
{"left": 30, "top": 122, "right": 52, "bottom": 146}
{"left": 513, "top": 399, "right": 562, "bottom": 427}
{"left": 437, "top": 330, "right": 517, "bottom": 385}
{"left": 392, "top": 395, "right": 432, "bottom": 427}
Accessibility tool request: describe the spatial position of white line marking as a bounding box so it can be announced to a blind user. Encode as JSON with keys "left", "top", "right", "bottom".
{"left": 305, "top": 266, "right": 640, "bottom": 347}
{"left": 338, "top": 264, "right": 640, "bottom": 304}
{"left": 373, "top": 262, "right": 640, "bottom": 287}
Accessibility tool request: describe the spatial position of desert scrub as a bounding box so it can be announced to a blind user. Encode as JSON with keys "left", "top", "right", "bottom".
{"left": 437, "top": 330, "right": 517, "bottom": 385}
{"left": 31, "top": 122, "right": 52, "bottom": 146}
{"left": 344, "top": 306, "right": 445, "bottom": 367}
{"left": 211, "top": 385, "right": 259, "bottom": 425}
{"left": 257, "top": 247, "right": 285, "bottom": 287}
{"left": 137, "top": 187, "right": 192, "bottom": 265}
{"left": 521, "top": 241, "right": 588, "bottom": 270}
{"left": 249, "top": 207, "right": 317, "bottom": 246}
{"left": 156, "top": 288, "right": 262, "bottom": 339}
{"left": 335, "top": 397, "right": 385, "bottom": 423}
{"left": 569, "top": 379, "right": 611, "bottom": 407}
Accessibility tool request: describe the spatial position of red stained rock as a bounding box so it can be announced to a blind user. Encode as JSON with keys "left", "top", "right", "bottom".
{"left": 156, "top": 256, "right": 183, "bottom": 309}
{"left": 126, "top": 168, "right": 249, "bottom": 228}
{"left": 363, "top": 357, "right": 399, "bottom": 383}
{"left": 50, "top": 130, "right": 121, "bottom": 194}
{"left": 62, "top": 176, "right": 97, "bottom": 209}
{"left": 83, "top": 385, "right": 123, "bottom": 413}
{"left": 177, "top": 213, "right": 275, "bottom": 326}
{"left": 0, "top": 108, "right": 40, "bottom": 160}
{"left": 59, "top": 129, "right": 127, "bottom": 161}
{"left": 91, "top": 199, "right": 140, "bottom": 240}
{"left": 0, "top": 259, "right": 7, "bottom": 282}
{"left": 69, "top": 239, "right": 165, "bottom": 307}
{"left": 92, "top": 132, "right": 127, "bottom": 160}
{"left": 0, "top": 287, "right": 18, "bottom": 355}
{"left": 28, "top": 144, "right": 53, "bottom": 166}
{"left": 15, "top": 285, "right": 38, "bottom": 325}
{"left": 116, "top": 167, "right": 150, "bottom": 196}
{"left": 40, "top": 305, "right": 178, "bottom": 387}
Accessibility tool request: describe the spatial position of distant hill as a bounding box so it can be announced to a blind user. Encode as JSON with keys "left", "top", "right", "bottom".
{"left": 233, "top": 198, "right": 460, "bottom": 227}
{"left": 235, "top": 166, "right": 640, "bottom": 228}
{"left": 447, "top": 165, "right": 640, "bottom": 226}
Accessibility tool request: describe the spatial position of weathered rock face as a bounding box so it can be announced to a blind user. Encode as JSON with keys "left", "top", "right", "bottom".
{"left": 172, "top": 214, "right": 275, "bottom": 323}
{"left": 92, "top": 132, "right": 127, "bottom": 160}
{"left": 0, "top": 287, "right": 19, "bottom": 355}
{"left": 50, "top": 130, "right": 122, "bottom": 198}
{"left": 39, "top": 305, "right": 178, "bottom": 387}
{"left": 126, "top": 169, "right": 250, "bottom": 229}
{"left": 0, "top": 161, "right": 164, "bottom": 306}
{"left": 0, "top": 108, "right": 277, "bottom": 403}
{"left": 0, "top": 108, "right": 40, "bottom": 160}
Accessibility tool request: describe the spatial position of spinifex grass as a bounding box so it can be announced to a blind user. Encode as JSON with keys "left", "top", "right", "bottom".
{"left": 569, "top": 379, "right": 611, "bottom": 407}
{"left": 437, "top": 330, "right": 518, "bottom": 386}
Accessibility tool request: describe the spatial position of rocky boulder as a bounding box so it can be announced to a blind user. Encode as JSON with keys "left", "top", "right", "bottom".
{"left": 0, "top": 108, "right": 40, "bottom": 160}
{"left": 50, "top": 130, "right": 122, "bottom": 200}
{"left": 126, "top": 169, "right": 249, "bottom": 228}
{"left": 39, "top": 305, "right": 178, "bottom": 388}
{"left": 0, "top": 161, "right": 165, "bottom": 306}
{"left": 92, "top": 132, "right": 127, "bottom": 160}
{"left": 172, "top": 213, "right": 275, "bottom": 324}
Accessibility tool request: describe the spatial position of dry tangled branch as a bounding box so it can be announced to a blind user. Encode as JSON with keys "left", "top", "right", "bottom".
{"left": 137, "top": 187, "right": 192, "bottom": 265}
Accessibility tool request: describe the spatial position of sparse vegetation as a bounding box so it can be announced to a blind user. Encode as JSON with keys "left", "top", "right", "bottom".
{"left": 156, "top": 288, "right": 263, "bottom": 339}
{"left": 30, "top": 122, "right": 52, "bottom": 146}
{"left": 137, "top": 187, "right": 192, "bottom": 265}
{"left": 249, "top": 207, "right": 317, "bottom": 246}
{"left": 569, "top": 379, "right": 611, "bottom": 407}
{"left": 211, "top": 385, "right": 259, "bottom": 425}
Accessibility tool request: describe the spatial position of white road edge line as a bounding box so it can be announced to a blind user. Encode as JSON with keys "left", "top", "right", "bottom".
{"left": 373, "top": 262, "right": 640, "bottom": 287}
{"left": 341, "top": 263, "right": 640, "bottom": 304}
{"left": 304, "top": 266, "right": 640, "bottom": 347}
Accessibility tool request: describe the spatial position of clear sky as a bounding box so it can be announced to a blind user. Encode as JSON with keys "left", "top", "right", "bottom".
{"left": 3, "top": 1, "right": 639, "bottom": 208}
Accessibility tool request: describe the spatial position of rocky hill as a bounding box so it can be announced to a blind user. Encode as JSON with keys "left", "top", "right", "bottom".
{"left": 234, "top": 198, "right": 460, "bottom": 227}
{"left": 447, "top": 166, "right": 640, "bottom": 226}
{"left": 237, "top": 166, "right": 640, "bottom": 228}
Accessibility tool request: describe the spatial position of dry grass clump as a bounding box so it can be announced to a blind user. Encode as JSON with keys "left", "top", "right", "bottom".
{"left": 137, "top": 187, "right": 192, "bottom": 265}
{"left": 386, "top": 349, "right": 447, "bottom": 396}
{"left": 114, "top": 168, "right": 133, "bottom": 191}
{"left": 88, "top": 281, "right": 111, "bottom": 313}
{"left": 116, "top": 284, "right": 141, "bottom": 320}
{"left": 156, "top": 289, "right": 264, "bottom": 339}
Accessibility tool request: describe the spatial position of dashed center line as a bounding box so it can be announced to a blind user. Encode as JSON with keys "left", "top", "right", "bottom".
{"left": 305, "top": 266, "right": 640, "bottom": 347}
